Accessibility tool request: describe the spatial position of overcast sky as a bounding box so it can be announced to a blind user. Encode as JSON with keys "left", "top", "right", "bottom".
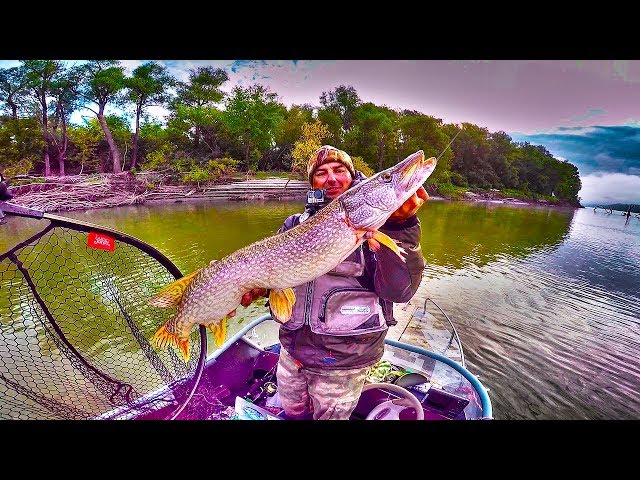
{"left": 2, "top": 59, "right": 639, "bottom": 204}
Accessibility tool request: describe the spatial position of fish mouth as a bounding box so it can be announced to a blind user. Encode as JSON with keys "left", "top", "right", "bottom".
{"left": 399, "top": 151, "right": 437, "bottom": 191}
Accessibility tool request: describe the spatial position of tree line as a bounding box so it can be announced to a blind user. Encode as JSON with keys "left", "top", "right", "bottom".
{"left": 0, "top": 60, "right": 581, "bottom": 203}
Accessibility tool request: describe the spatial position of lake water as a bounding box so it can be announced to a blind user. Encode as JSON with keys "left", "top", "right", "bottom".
{"left": 2, "top": 198, "right": 639, "bottom": 420}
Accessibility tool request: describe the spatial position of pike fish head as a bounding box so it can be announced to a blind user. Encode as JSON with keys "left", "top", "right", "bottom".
{"left": 339, "top": 150, "right": 437, "bottom": 230}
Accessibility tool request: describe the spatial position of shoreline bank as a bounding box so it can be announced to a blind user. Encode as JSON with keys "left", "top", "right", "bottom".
{"left": 3, "top": 174, "right": 581, "bottom": 213}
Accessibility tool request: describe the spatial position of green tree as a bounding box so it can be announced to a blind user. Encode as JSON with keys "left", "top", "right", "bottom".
{"left": 397, "top": 112, "right": 451, "bottom": 184}
{"left": 316, "top": 107, "right": 342, "bottom": 147}
{"left": 0, "top": 65, "right": 30, "bottom": 120}
{"left": 22, "top": 60, "right": 65, "bottom": 176}
{"left": 448, "top": 122, "right": 496, "bottom": 189}
{"left": 223, "top": 84, "right": 286, "bottom": 168}
{"left": 320, "top": 85, "right": 361, "bottom": 133}
{"left": 137, "top": 121, "right": 171, "bottom": 170}
{"left": 487, "top": 130, "right": 519, "bottom": 189}
{"left": 125, "top": 62, "right": 174, "bottom": 170}
{"left": 67, "top": 122, "right": 102, "bottom": 174}
{"left": 76, "top": 60, "right": 127, "bottom": 173}
{"left": 349, "top": 103, "right": 397, "bottom": 171}
{"left": 170, "top": 66, "right": 228, "bottom": 151}
{"left": 0, "top": 116, "right": 43, "bottom": 176}
{"left": 167, "top": 104, "right": 225, "bottom": 159}
{"left": 67, "top": 116, "right": 131, "bottom": 173}
{"left": 273, "top": 104, "right": 314, "bottom": 169}
{"left": 49, "top": 65, "right": 83, "bottom": 176}
{"left": 554, "top": 161, "right": 581, "bottom": 202}
{"left": 291, "top": 120, "right": 330, "bottom": 173}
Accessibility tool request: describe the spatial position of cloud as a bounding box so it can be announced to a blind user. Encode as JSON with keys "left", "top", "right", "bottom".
{"left": 509, "top": 125, "right": 640, "bottom": 176}
{"left": 569, "top": 108, "right": 606, "bottom": 123}
{"left": 119, "top": 60, "right": 146, "bottom": 74}
{"left": 579, "top": 172, "right": 640, "bottom": 204}
{"left": 0, "top": 60, "right": 20, "bottom": 68}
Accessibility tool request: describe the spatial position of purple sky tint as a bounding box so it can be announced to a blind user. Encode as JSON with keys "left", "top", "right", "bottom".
{"left": 178, "top": 60, "right": 640, "bottom": 135}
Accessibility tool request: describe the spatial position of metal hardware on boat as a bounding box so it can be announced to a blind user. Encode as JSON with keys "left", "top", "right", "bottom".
{"left": 264, "top": 382, "right": 278, "bottom": 396}
{"left": 422, "top": 296, "right": 466, "bottom": 367}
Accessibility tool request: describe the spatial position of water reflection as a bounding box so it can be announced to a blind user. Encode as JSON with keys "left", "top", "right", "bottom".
{"left": 417, "top": 200, "right": 575, "bottom": 274}
{"left": 2, "top": 199, "right": 639, "bottom": 420}
{"left": 2, "top": 199, "right": 578, "bottom": 278}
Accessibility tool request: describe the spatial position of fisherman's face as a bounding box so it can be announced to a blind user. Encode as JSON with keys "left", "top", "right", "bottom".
{"left": 312, "top": 162, "right": 352, "bottom": 199}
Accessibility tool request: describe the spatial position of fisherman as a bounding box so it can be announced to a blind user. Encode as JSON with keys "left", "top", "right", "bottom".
{"left": 242, "top": 145, "right": 427, "bottom": 420}
{"left": 0, "top": 173, "right": 12, "bottom": 224}
{"left": 0, "top": 173, "right": 12, "bottom": 201}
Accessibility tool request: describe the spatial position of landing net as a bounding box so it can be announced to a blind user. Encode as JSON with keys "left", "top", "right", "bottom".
{"left": 0, "top": 209, "right": 206, "bottom": 420}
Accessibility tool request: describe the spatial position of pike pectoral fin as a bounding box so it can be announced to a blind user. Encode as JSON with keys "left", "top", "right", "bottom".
{"left": 207, "top": 318, "right": 227, "bottom": 348}
{"left": 369, "top": 231, "right": 407, "bottom": 262}
{"left": 269, "top": 288, "right": 296, "bottom": 324}
{"left": 152, "top": 323, "right": 191, "bottom": 362}
{"left": 148, "top": 269, "right": 201, "bottom": 308}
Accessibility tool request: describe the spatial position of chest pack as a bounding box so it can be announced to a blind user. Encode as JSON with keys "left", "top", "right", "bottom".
{"left": 280, "top": 248, "right": 388, "bottom": 336}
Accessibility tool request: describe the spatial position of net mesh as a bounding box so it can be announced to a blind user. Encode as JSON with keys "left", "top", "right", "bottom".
{"left": 0, "top": 222, "right": 203, "bottom": 419}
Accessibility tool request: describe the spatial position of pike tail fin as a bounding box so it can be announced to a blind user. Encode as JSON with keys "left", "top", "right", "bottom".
{"left": 149, "top": 269, "right": 201, "bottom": 308}
{"left": 269, "top": 288, "right": 296, "bottom": 323}
{"left": 152, "top": 323, "right": 191, "bottom": 362}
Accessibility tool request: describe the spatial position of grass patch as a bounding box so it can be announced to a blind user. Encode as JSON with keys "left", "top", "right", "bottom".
{"left": 228, "top": 170, "right": 306, "bottom": 181}
{"left": 435, "top": 182, "right": 467, "bottom": 200}
{"left": 254, "top": 171, "right": 300, "bottom": 179}
{"left": 501, "top": 189, "right": 559, "bottom": 203}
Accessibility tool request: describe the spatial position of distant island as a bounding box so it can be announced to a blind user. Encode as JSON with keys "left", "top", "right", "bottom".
{"left": 592, "top": 203, "right": 640, "bottom": 214}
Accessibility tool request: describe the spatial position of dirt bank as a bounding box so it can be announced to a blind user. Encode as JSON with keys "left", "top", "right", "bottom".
{"left": 3, "top": 173, "right": 580, "bottom": 213}
{"left": 3, "top": 172, "right": 306, "bottom": 212}
{"left": 459, "top": 189, "right": 580, "bottom": 208}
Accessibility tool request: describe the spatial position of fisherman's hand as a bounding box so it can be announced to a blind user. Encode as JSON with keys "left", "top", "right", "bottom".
{"left": 387, "top": 186, "right": 428, "bottom": 223}
{"left": 240, "top": 288, "right": 268, "bottom": 307}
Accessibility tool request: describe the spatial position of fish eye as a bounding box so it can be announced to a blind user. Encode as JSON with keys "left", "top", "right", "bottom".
{"left": 381, "top": 172, "right": 392, "bottom": 183}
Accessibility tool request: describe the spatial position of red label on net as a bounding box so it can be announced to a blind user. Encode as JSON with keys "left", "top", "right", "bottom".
{"left": 87, "top": 232, "right": 115, "bottom": 252}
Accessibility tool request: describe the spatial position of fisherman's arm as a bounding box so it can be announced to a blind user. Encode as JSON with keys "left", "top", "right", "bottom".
{"left": 373, "top": 216, "right": 425, "bottom": 302}
{"left": 371, "top": 187, "right": 428, "bottom": 302}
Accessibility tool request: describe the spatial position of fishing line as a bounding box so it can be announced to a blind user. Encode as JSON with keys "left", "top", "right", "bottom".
{"left": 437, "top": 127, "right": 463, "bottom": 161}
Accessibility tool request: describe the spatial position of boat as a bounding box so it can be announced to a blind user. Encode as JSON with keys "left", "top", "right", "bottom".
{"left": 0, "top": 200, "right": 492, "bottom": 421}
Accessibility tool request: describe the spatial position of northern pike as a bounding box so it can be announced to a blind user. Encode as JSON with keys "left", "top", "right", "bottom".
{"left": 150, "top": 150, "right": 437, "bottom": 361}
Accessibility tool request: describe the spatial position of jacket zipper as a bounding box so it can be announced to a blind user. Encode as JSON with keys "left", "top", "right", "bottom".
{"left": 318, "top": 287, "right": 369, "bottom": 321}
{"left": 303, "top": 280, "right": 315, "bottom": 325}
